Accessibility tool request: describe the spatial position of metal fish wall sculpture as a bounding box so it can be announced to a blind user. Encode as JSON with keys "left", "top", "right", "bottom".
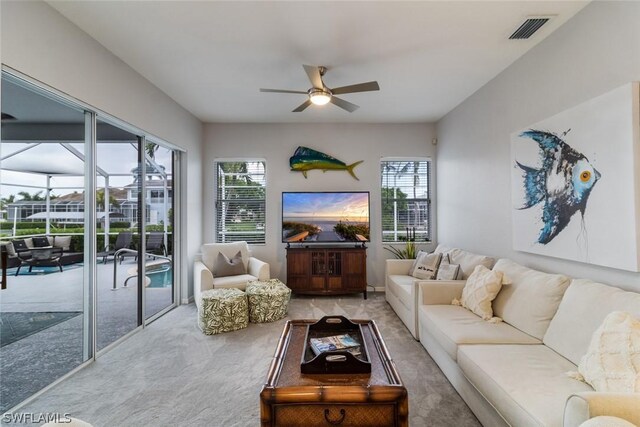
{"left": 515, "top": 129, "right": 601, "bottom": 244}
{"left": 289, "top": 146, "right": 363, "bottom": 180}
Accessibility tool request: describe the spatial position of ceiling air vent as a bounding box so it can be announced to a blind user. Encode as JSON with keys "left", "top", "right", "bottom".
{"left": 509, "top": 17, "right": 550, "bottom": 40}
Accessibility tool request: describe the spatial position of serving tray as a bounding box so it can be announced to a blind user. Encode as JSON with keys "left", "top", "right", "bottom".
{"left": 300, "top": 315, "right": 372, "bottom": 374}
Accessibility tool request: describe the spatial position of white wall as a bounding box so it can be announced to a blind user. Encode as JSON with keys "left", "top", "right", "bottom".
{"left": 203, "top": 123, "right": 436, "bottom": 288}
{"left": 436, "top": 1, "right": 640, "bottom": 291}
{"left": 1, "top": 1, "right": 203, "bottom": 301}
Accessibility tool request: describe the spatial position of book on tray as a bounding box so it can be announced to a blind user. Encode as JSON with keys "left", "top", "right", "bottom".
{"left": 309, "top": 334, "right": 361, "bottom": 357}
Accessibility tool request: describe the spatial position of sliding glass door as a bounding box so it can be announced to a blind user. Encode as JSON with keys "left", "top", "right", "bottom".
{"left": 143, "top": 142, "right": 175, "bottom": 319}
{"left": 0, "top": 70, "right": 182, "bottom": 412}
{"left": 0, "top": 74, "right": 92, "bottom": 412}
{"left": 95, "top": 119, "right": 143, "bottom": 351}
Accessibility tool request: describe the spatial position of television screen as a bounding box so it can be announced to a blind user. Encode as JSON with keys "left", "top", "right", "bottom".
{"left": 282, "top": 192, "right": 370, "bottom": 243}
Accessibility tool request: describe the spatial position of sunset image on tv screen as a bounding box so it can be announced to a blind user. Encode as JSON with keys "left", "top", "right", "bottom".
{"left": 282, "top": 192, "right": 370, "bottom": 243}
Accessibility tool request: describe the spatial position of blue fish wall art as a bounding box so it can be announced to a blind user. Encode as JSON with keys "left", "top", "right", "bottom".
{"left": 289, "top": 146, "right": 363, "bottom": 180}
{"left": 515, "top": 129, "right": 601, "bottom": 244}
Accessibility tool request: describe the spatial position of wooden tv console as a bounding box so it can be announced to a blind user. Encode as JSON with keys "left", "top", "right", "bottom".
{"left": 286, "top": 246, "right": 367, "bottom": 299}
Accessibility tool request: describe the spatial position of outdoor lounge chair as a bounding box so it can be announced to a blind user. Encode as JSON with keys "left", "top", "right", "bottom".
{"left": 15, "top": 247, "right": 64, "bottom": 276}
{"left": 145, "top": 232, "right": 167, "bottom": 257}
{"left": 97, "top": 231, "right": 133, "bottom": 264}
{"left": 116, "top": 232, "right": 167, "bottom": 264}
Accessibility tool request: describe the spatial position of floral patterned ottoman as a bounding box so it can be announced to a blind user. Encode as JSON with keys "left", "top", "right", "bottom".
{"left": 198, "top": 288, "right": 249, "bottom": 334}
{"left": 246, "top": 279, "right": 292, "bottom": 323}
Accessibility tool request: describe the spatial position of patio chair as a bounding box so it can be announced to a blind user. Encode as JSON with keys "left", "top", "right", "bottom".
{"left": 145, "top": 232, "right": 167, "bottom": 258}
{"left": 97, "top": 231, "right": 133, "bottom": 264}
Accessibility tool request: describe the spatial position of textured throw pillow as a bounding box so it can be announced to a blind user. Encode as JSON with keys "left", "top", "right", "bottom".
{"left": 215, "top": 251, "right": 247, "bottom": 278}
{"left": 458, "top": 265, "right": 505, "bottom": 320}
{"left": 32, "top": 236, "right": 51, "bottom": 247}
{"left": 412, "top": 252, "right": 442, "bottom": 280}
{"left": 578, "top": 311, "right": 640, "bottom": 393}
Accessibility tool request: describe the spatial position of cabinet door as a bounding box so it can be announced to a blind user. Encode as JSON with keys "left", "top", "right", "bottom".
{"left": 343, "top": 250, "right": 366, "bottom": 290}
{"left": 326, "top": 251, "right": 343, "bottom": 291}
{"left": 287, "top": 250, "right": 310, "bottom": 291}
{"left": 310, "top": 251, "right": 327, "bottom": 291}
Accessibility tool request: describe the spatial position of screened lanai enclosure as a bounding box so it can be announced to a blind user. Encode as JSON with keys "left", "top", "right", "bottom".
{"left": 0, "top": 71, "right": 181, "bottom": 412}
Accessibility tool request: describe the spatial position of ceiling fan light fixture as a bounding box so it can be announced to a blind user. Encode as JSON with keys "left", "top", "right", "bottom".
{"left": 308, "top": 89, "right": 332, "bottom": 106}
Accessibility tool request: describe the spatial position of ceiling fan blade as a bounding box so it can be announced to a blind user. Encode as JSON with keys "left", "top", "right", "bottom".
{"left": 303, "top": 65, "right": 324, "bottom": 89}
{"left": 330, "top": 96, "right": 359, "bottom": 113}
{"left": 260, "top": 88, "right": 307, "bottom": 94}
{"left": 292, "top": 99, "right": 312, "bottom": 112}
{"left": 331, "top": 81, "right": 380, "bottom": 95}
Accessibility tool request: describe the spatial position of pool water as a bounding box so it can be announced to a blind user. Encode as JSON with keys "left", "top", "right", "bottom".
{"left": 147, "top": 266, "right": 173, "bottom": 288}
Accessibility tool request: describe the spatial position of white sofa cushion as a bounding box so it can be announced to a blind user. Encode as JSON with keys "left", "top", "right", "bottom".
{"left": 544, "top": 279, "right": 640, "bottom": 366}
{"left": 201, "top": 242, "right": 250, "bottom": 275}
{"left": 578, "top": 311, "right": 640, "bottom": 393}
{"left": 491, "top": 259, "right": 571, "bottom": 340}
{"left": 212, "top": 274, "right": 257, "bottom": 290}
{"left": 419, "top": 305, "right": 540, "bottom": 360}
{"left": 387, "top": 274, "right": 415, "bottom": 311}
{"left": 448, "top": 248, "right": 495, "bottom": 279}
{"left": 457, "top": 344, "right": 594, "bottom": 427}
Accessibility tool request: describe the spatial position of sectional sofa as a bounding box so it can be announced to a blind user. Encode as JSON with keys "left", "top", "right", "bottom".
{"left": 385, "top": 245, "right": 495, "bottom": 340}
{"left": 1, "top": 235, "right": 83, "bottom": 269}
{"left": 386, "top": 247, "right": 640, "bottom": 427}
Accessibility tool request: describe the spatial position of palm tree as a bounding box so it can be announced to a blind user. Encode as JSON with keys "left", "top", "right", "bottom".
{"left": 17, "top": 191, "right": 45, "bottom": 201}
{"left": 0, "top": 194, "right": 15, "bottom": 210}
{"left": 145, "top": 142, "right": 159, "bottom": 159}
{"left": 97, "top": 189, "right": 120, "bottom": 211}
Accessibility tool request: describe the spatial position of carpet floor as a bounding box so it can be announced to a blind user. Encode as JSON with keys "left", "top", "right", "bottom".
{"left": 12, "top": 293, "right": 480, "bottom": 427}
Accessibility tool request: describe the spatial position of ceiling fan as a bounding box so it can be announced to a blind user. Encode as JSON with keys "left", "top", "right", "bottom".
{"left": 260, "top": 65, "right": 380, "bottom": 113}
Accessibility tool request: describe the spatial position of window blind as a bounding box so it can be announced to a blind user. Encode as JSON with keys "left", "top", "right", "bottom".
{"left": 380, "top": 159, "right": 431, "bottom": 242}
{"left": 215, "top": 160, "right": 266, "bottom": 244}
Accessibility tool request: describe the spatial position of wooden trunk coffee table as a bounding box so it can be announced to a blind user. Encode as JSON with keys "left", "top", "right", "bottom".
{"left": 260, "top": 319, "right": 408, "bottom": 426}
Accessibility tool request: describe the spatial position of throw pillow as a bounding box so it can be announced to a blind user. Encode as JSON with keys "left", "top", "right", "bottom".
{"left": 53, "top": 236, "right": 72, "bottom": 251}
{"left": 410, "top": 250, "right": 428, "bottom": 273}
{"left": 437, "top": 262, "right": 461, "bottom": 280}
{"left": 32, "top": 236, "right": 51, "bottom": 247}
{"left": 578, "top": 311, "right": 640, "bottom": 393}
{"left": 12, "top": 239, "right": 28, "bottom": 253}
{"left": 458, "top": 265, "right": 505, "bottom": 320}
{"left": 2, "top": 242, "right": 16, "bottom": 257}
{"left": 412, "top": 252, "right": 442, "bottom": 280}
{"left": 215, "top": 251, "right": 247, "bottom": 278}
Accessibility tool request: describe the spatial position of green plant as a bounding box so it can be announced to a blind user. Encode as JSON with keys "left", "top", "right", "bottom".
{"left": 384, "top": 241, "right": 418, "bottom": 259}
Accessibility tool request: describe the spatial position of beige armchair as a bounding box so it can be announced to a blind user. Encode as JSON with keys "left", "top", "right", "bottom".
{"left": 193, "top": 241, "right": 270, "bottom": 309}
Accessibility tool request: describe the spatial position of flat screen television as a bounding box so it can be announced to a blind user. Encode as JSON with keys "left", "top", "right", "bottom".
{"left": 282, "top": 191, "right": 370, "bottom": 243}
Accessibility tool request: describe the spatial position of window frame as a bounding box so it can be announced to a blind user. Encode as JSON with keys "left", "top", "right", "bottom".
{"left": 214, "top": 158, "right": 267, "bottom": 245}
{"left": 380, "top": 157, "right": 432, "bottom": 243}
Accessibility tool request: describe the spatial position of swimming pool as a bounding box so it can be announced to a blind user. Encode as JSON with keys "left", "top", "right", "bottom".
{"left": 147, "top": 266, "right": 173, "bottom": 288}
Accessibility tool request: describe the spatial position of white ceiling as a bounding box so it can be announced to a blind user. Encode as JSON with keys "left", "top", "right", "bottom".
{"left": 48, "top": 1, "right": 588, "bottom": 123}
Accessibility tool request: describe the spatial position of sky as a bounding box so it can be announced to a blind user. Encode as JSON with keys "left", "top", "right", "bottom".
{"left": 282, "top": 192, "right": 369, "bottom": 221}
{"left": 1, "top": 142, "right": 173, "bottom": 200}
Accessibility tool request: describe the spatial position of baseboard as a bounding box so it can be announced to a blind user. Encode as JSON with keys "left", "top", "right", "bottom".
{"left": 181, "top": 296, "right": 194, "bottom": 305}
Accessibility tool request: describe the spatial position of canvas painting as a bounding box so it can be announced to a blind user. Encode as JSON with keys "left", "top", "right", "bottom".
{"left": 511, "top": 83, "right": 640, "bottom": 272}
